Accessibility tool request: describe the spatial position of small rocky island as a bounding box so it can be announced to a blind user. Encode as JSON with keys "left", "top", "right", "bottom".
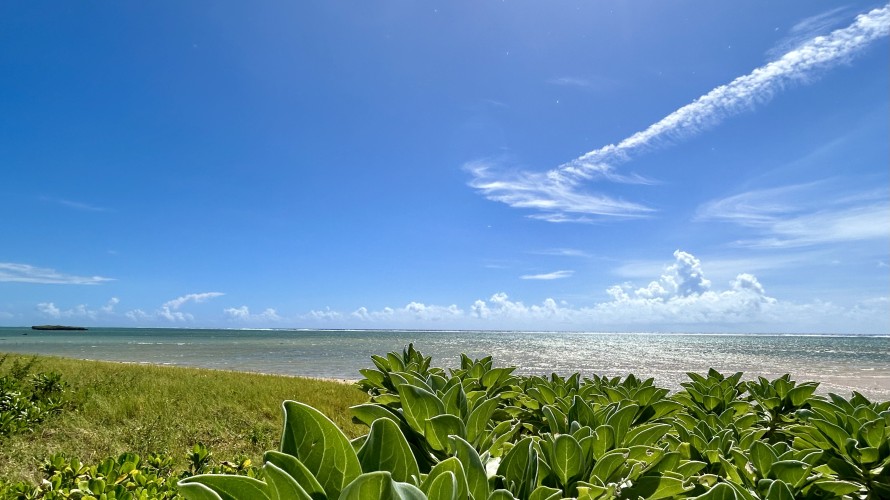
{"left": 31, "top": 325, "right": 88, "bottom": 331}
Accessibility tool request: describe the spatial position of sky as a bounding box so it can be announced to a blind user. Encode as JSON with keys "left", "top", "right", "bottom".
{"left": 1, "top": 1, "right": 888, "bottom": 333}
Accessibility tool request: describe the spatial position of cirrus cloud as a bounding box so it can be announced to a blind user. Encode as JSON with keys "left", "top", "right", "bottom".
{"left": 0, "top": 263, "right": 113, "bottom": 285}
{"left": 468, "top": 5, "right": 890, "bottom": 222}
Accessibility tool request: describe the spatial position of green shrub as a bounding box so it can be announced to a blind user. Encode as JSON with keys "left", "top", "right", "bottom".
{"left": 180, "top": 345, "right": 889, "bottom": 500}
{"left": 0, "top": 356, "right": 66, "bottom": 438}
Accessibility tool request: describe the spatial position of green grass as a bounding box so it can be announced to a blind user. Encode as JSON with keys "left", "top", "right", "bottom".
{"left": 0, "top": 353, "right": 369, "bottom": 484}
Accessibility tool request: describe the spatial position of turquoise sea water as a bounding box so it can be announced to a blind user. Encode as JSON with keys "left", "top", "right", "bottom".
{"left": 1, "top": 327, "right": 888, "bottom": 400}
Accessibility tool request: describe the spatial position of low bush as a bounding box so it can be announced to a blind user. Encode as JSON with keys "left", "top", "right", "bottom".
{"left": 0, "top": 355, "right": 66, "bottom": 438}
{"left": 182, "top": 344, "right": 889, "bottom": 500}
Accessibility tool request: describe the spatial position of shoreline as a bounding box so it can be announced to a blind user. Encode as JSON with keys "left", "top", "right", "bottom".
{"left": 4, "top": 350, "right": 887, "bottom": 402}
{"left": 6, "top": 352, "right": 361, "bottom": 386}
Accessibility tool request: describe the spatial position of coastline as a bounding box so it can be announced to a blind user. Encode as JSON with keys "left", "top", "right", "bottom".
{"left": 2, "top": 327, "right": 888, "bottom": 400}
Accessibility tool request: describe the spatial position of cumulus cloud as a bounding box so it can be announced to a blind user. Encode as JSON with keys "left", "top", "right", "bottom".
{"left": 35, "top": 298, "right": 121, "bottom": 320}
{"left": 521, "top": 270, "right": 574, "bottom": 280}
{"left": 37, "top": 302, "right": 61, "bottom": 318}
{"left": 163, "top": 292, "right": 224, "bottom": 310}
{"left": 467, "top": 5, "right": 890, "bottom": 222}
{"left": 304, "top": 307, "right": 343, "bottom": 321}
{"left": 101, "top": 297, "right": 120, "bottom": 314}
{"left": 314, "top": 251, "right": 887, "bottom": 333}
{"left": 124, "top": 292, "right": 224, "bottom": 323}
{"left": 224, "top": 306, "right": 282, "bottom": 322}
{"left": 0, "top": 263, "right": 113, "bottom": 285}
{"left": 350, "top": 302, "right": 464, "bottom": 323}
{"left": 697, "top": 183, "right": 890, "bottom": 248}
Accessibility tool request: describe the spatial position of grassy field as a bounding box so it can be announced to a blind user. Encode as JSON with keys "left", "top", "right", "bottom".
{"left": 0, "top": 353, "right": 369, "bottom": 484}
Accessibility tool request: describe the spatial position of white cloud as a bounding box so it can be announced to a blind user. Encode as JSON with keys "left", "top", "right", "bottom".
{"left": 467, "top": 4, "right": 890, "bottom": 222}
{"left": 548, "top": 75, "right": 617, "bottom": 91}
{"left": 163, "top": 292, "right": 225, "bottom": 310}
{"left": 224, "top": 306, "right": 282, "bottom": 322}
{"left": 697, "top": 184, "right": 890, "bottom": 248}
{"left": 37, "top": 302, "right": 61, "bottom": 318}
{"left": 305, "top": 307, "right": 343, "bottom": 321}
{"left": 315, "top": 251, "right": 888, "bottom": 333}
{"left": 768, "top": 6, "right": 854, "bottom": 59}
{"left": 520, "top": 270, "right": 574, "bottom": 280}
{"left": 123, "top": 292, "right": 224, "bottom": 323}
{"left": 101, "top": 297, "right": 120, "bottom": 314}
{"left": 36, "top": 302, "right": 103, "bottom": 320}
{"left": 40, "top": 196, "right": 108, "bottom": 212}
{"left": 125, "top": 309, "right": 151, "bottom": 321}
{"left": 350, "top": 302, "right": 464, "bottom": 323}
{"left": 0, "top": 263, "right": 113, "bottom": 285}
{"left": 157, "top": 307, "right": 192, "bottom": 322}
{"left": 531, "top": 248, "right": 592, "bottom": 258}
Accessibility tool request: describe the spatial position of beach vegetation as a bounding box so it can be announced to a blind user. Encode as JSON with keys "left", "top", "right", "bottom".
{"left": 0, "top": 355, "right": 66, "bottom": 438}
{"left": 0, "top": 354, "right": 368, "bottom": 488}
{"left": 1, "top": 347, "right": 888, "bottom": 499}
{"left": 180, "top": 344, "right": 889, "bottom": 500}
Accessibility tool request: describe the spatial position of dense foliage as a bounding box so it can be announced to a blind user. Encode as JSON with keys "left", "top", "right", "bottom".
{"left": 178, "top": 344, "right": 889, "bottom": 500}
{"left": 0, "top": 444, "right": 259, "bottom": 499}
{"left": 0, "top": 355, "right": 66, "bottom": 437}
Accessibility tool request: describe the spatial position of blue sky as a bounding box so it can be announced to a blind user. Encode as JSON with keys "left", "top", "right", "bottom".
{"left": 1, "top": 1, "right": 888, "bottom": 333}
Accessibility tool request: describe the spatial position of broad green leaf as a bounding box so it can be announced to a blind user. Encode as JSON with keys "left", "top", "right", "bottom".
{"left": 179, "top": 475, "right": 271, "bottom": 500}
{"left": 178, "top": 483, "right": 224, "bottom": 500}
{"left": 425, "top": 414, "right": 467, "bottom": 453}
{"left": 351, "top": 403, "right": 404, "bottom": 427}
{"left": 812, "top": 480, "right": 861, "bottom": 495}
{"left": 338, "top": 471, "right": 426, "bottom": 500}
{"left": 860, "top": 418, "right": 886, "bottom": 449}
{"left": 399, "top": 385, "right": 446, "bottom": 435}
{"left": 551, "top": 434, "right": 583, "bottom": 487}
{"left": 422, "top": 458, "right": 468, "bottom": 500}
{"left": 441, "top": 382, "right": 468, "bottom": 418}
{"left": 749, "top": 441, "right": 777, "bottom": 478}
{"left": 487, "top": 490, "right": 516, "bottom": 500}
{"left": 263, "top": 451, "right": 325, "bottom": 500}
{"left": 424, "top": 471, "right": 458, "bottom": 500}
{"left": 357, "top": 418, "right": 420, "bottom": 483}
{"left": 371, "top": 355, "right": 391, "bottom": 372}
{"left": 624, "top": 423, "right": 671, "bottom": 448}
{"left": 387, "top": 353, "right": 405, "bottom": 372}
{"left": 543, "top": 405, "right": 567, "bottom": 434}
{"left": 450, "top": 435, "right": 490, "bottom": 500}
{"left": 590, "top": 449, "right": 628, "bottom": 484}
{"left": 481, "top": 367, "right": 515, "bottom": 390}
{"left": 576, "top": 484, "right": 609, "bottom": 499}
{"left": 497, "top": 437, "right": 538, "bottom": 500}
{"left": 528, "top": 485, "right": 562, "bottom": 500}
{"left": 607, "top": 404, "right": 638, "bottom": 444}
{"left": 359, "top": 369, "right": 386, "bottom": 388}
{"left": 691, "top": 483, "right": 738, "bottom": 500}
{"left": 649, "top": 451, "right": 681, "bottom": 474}
{"left": 281, "top": 401, "right": 362, "bottom": 499}
{"left": 263, "top": 462, "right": 312, "bottom": 500}
{"left": 769, "top": 461, "right": 809, "bottom": 488}
{"left": 591, "top": 425, "right": 615, "bottom": 459}
{"left": 787, "top": 383, "right": 818, "bottom": 406}
{"left": 811, "top": 418, "right": 851, "bottom": 451}
{"left": 620, "top": 474, "right": 693, "bottom": 500}
{"left": 765, "top": 480, "right": 794, "bottom": 500}
{"left": 466, "top": 397, "right": 500, "bottom": 444}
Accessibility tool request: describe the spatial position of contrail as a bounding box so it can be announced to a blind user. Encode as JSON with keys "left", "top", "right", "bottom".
{"left": 469, "top": 4, "right": 890, "bottom": 221}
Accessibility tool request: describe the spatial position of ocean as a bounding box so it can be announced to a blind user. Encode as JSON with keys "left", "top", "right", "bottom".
{"left": 1, "top": 327, "right": 888, "bottom": 400}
